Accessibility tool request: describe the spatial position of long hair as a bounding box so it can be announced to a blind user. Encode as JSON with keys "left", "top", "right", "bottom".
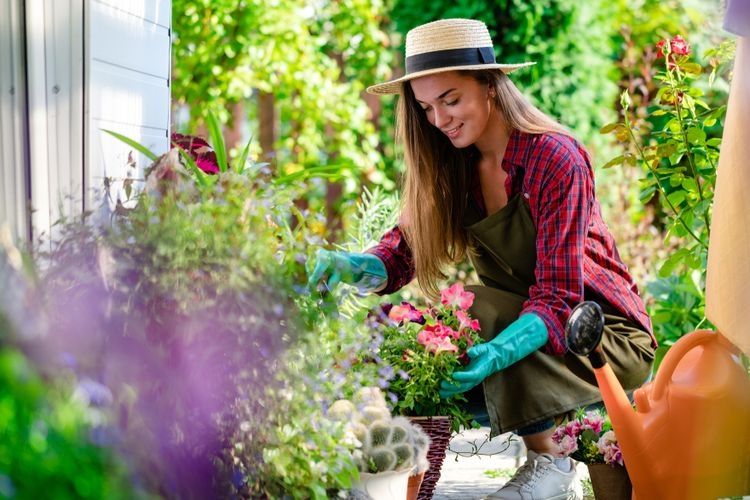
{"left": 397, "top": 69, "right": 570, "bottom": 298}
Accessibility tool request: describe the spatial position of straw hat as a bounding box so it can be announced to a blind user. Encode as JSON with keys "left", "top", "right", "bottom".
{"left": 366, "top": 18, "right": 535, "bottom": 95}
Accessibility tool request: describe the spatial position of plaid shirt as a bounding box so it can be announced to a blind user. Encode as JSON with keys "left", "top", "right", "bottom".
{"left": 367, "top": 130, "right": 655, "bottom": 355}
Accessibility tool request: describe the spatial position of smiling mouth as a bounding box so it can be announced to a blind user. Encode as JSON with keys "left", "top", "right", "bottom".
{"left": 443, "top": 124, "right": 463, "bottom": 138}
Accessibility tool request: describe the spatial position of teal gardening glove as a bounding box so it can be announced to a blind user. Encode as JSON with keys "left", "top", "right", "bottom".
{"left": 306, "top": 249, "right": 388, "bottom": 293}
{"left": 439, "top": 313, "right": 548, "bottom": 398}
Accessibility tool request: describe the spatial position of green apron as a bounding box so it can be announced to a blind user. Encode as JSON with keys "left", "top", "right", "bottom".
{"left": 463, "top": 192, "right": 654, "bottom": 438}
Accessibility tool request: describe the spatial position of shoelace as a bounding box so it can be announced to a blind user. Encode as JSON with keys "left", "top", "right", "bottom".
{"left": 505, "top": 459, "right": 539, "bottom": 487}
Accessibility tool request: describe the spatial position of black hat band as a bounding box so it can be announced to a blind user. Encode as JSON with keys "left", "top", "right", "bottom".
{"left": 405, "top": 46, "right": 496, "bottom": 74}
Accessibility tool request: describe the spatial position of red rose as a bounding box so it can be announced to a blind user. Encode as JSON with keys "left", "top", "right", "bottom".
{"left": 670, "top": 35, "right": 690, "bottom": 56}
{"left": 656, "top": 35, "right": 690, "bottom": 61}
{"left": 656, "top": 39, "right": 667, "bottom": 59}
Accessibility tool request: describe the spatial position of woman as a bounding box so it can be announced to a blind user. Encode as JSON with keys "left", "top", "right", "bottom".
{"left": 308, "top": 18, "right": 655, "bottom": 499}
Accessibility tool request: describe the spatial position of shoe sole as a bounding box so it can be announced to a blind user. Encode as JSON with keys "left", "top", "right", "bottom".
{"left": 483, "top": 492, "right": 581, "bottom": 500}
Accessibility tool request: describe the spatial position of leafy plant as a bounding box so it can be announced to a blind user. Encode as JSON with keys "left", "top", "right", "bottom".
{"left": 600, "top": 35, "right": 735, "bottom": 354}
{"left": 370, "top": 283, "right": 483, "bottom": 432}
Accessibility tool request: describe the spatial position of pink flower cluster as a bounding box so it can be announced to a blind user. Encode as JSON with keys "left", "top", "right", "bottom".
{"left": 387, "top": 283, "right": 480, "bottom": 356}
{"left": 551, "top": 410, "right": 623, "bottom": 465}
{"left": 597, "top": 430, "right": 623, "bottom": 466}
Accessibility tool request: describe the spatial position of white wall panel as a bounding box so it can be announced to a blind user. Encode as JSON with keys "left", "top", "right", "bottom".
{"left": 85, "top": 0, "right": 171, "bottom": 213}
{"left": 94, "top": 0, "right": 170, "bottom": 28}
{"left": 90, "top": 1, "right": 170, "bottom": 79}
{"left": 0, "top": 0, "right": 30, "bottom": 242}
{"left": 25, "top": 0, "right": 84, "bottom": 240}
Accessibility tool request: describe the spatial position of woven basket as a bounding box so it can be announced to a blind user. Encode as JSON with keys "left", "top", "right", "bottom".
{"left": 408, "top": 416, "right": 452, "bottom": 499}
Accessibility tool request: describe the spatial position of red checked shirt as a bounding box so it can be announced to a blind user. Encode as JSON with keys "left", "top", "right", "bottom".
{"left": 366, "top": 130, "right": 655, "bottom": 356}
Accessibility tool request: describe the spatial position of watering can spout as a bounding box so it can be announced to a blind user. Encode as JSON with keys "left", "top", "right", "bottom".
{"left": 566, "top": 302, "right": 659, "bottom": 495}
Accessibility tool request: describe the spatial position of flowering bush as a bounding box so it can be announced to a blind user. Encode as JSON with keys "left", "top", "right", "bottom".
{"left": 552, "top": 409, "right": 623, "bottom": 466}
{"left": 373, "top": 283, "right": 483, "bottom": 431}
{"left": 601, "top": 34, "right": 735, "bottom": 355}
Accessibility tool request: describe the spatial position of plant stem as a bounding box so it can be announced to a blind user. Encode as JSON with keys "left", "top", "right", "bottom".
{"left": 624, "top": 114, "right": 707, "bottom": 249}
{"left": 672, "top": 98, "right": 711, "bottom": 238}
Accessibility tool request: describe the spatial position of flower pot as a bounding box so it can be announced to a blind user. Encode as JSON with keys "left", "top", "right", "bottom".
{"left": 587, "top": 463, "right": 632, "bottom": 500}
{"left": 406, "top": 471, "right": 425, "bottom": 500}
{"left": 354, "top": 469, "right": 411, "bottom": 500}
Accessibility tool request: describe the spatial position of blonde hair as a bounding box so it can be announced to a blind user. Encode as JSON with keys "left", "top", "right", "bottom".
{"left": 397, "top": 69, "right": 570, "bottom": 298}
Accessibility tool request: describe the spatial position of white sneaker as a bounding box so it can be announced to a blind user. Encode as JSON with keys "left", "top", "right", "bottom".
{"left": 485, "top": 450, "right": 583, "bottom": 500}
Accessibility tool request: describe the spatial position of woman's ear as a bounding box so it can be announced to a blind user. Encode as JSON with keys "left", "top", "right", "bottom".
{"left": 488, "top": 85, "right": 496, "bottom": 98}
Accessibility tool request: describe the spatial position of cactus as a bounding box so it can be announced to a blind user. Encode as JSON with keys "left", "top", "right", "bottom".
{"left": 393, "top": 416, "right": 431, "bottom": 474}
{"left": 333, "top": 387, "right": 432, "bottom": 476}
{"left": 359, "top": 417, "right": 419, "bottom": 473}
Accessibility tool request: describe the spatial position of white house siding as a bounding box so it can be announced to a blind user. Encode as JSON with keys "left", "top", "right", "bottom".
{"left": 0, "top": 0, "right": 171, "bottom": 242}
{"left": 86, "top": 0, "right": 171, "bottom": 213}
{"left": 0, "top": 0, "right": 30, "bottom": 242}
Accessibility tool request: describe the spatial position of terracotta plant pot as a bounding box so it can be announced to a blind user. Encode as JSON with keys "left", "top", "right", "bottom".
{"left": 587, "top": 463, "right": 632, "bottom": 500}
{"left": 407, "top": 471, "right": 425, "bottom": 500}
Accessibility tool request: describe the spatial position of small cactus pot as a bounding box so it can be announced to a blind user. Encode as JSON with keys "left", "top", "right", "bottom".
{"left": 354, "top": 469, "right": 411, "bottom": 500}
{"left": 406, "top": 471, "right": 425, "bottom": 500}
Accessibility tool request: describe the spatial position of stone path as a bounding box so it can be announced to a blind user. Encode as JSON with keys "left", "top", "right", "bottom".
{"left": 432, "top": 427, "right": 590, "bottom": 500}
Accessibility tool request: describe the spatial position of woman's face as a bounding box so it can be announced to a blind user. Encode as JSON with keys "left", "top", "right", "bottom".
{"left": 409, "top": 71, "right": 494, "bottom": 149}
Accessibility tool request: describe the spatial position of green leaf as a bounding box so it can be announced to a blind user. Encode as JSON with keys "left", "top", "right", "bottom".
{"left": 666, "top": 191, "right": 686, "bottom": 207}
{"left": 686, "top": 127, "right": 706, "bottom": 145}
{"left": 173, "top": 144, "right": 209, "bottom": 188}
{"left": 639, "top": 185, "right": 657, "bottom": 204}
{"left": 602, "top": 155, "right": 625, "bottom": 169}
{"left": 102, "top": 129, "right": 158, "bottom": 161}
{"left": 235, "top": 137, "right": 253, "bottom": 174}
{"left": 599, "top": 123, "right": 620, "bottom": 134}
{"left": 204, "top": 109, "right": 228, "bottom": 173}
{"left": 658, "top": 249, "right": 689, "bottom": 277}
{"left": 681, "top": 62, "right": 703, "bottom": 75}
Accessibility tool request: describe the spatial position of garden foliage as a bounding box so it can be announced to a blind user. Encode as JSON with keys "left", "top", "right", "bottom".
{"left": 602, "top": 34, "right": 735, "bottom": 357}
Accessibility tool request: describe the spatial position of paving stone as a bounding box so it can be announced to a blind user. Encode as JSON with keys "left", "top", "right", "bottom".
{"left": 432, "top": 427, "right": 589, "bottom": 500}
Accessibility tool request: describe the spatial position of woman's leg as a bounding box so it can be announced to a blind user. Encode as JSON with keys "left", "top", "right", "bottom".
{"left": 521, "top": 428, "right": 560, "bottom": 456}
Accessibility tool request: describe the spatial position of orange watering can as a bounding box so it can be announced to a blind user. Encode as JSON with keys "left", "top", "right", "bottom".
{"left": 566, "top": 302, "right": 750, "bottom": 500}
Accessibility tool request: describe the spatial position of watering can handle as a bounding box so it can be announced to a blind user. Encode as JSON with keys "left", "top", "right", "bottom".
{"left": 652, "top": 329, "right": 716, "bottom": 400}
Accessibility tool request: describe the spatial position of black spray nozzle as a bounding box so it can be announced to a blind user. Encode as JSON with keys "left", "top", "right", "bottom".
{"left": 566, "top": 301, "right": 605, "bottom": 357}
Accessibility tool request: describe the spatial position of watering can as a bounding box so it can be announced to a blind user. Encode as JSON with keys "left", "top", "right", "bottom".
{"left": 566, "top": 302, "right": 750, "bottom": 499}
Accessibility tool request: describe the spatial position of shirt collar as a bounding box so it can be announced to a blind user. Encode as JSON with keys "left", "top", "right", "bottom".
{"left": 501, "top": 128, "right": 526, "bottom": 173}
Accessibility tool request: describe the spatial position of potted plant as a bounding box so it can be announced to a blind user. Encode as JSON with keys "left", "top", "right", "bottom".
{"left": 373, "top": 283, "right": 483, "bottom": 431}
{"left": 328, "top": 387, "right": 430, "bottom": 500}
{"left": 552, "top": 408, "right": 631, "bottom": 500}
{"left": 366, "top": 282, "right": 482, "bottom": 498}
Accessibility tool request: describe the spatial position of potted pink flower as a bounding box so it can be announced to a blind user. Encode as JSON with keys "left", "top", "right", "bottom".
{"left": 373, "top": 283, "right": 483, "bottom": 431}
{"left": 552, "top": 409, "right": 631, "bottom": 500}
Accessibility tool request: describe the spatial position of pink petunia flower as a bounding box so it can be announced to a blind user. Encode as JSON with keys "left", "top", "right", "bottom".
{"left": 456, "top": 310, "right": 481, "bottom": 332}
{"left": 389, "top": 303, "right": 424, "bottom": 323}
{"left": 417, "top": 330, "right": 458, "bottom": 354}
{"left": 440, "top": 283, "right": 474, "bottom": 310}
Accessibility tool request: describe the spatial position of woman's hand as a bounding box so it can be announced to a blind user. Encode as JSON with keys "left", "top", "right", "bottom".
{"left": 306, "top": 249, "right": 387, "bottom": 293}
{"left": 439, "top": 313, "right": 548, "bottom": 397}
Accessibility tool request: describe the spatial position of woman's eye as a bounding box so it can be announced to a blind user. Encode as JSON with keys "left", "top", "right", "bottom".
{"left": 422, "top": 107, "right": 432, "bottom": 112}
{"left": 446, "top": 99, "right": 459, "bottom": 106}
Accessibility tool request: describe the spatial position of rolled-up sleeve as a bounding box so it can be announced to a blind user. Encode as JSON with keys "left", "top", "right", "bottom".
{"left": 365, "top": 225, "right": 416, "bottom": 295}
{"left": 522, "top": 145, "right": 594, "bottom": 355}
